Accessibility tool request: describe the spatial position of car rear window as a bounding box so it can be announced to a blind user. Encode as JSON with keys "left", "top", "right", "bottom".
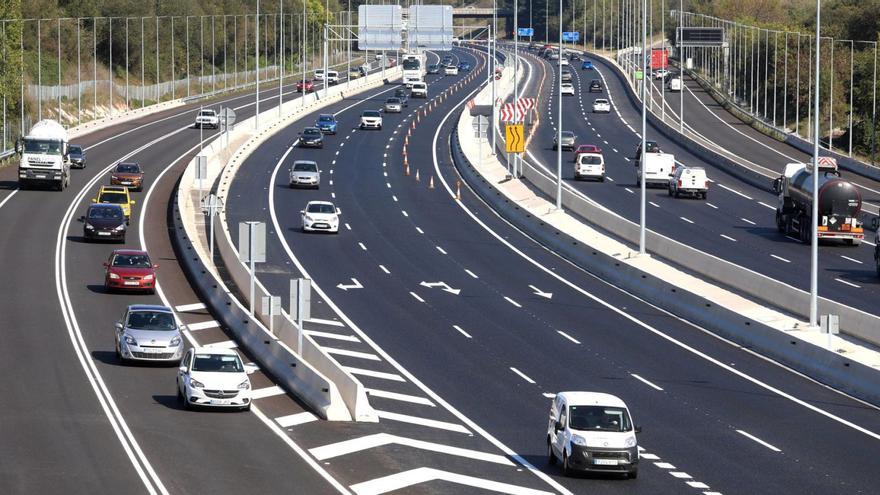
{"left": 100, "top": 192, "right": 128, "bottom": 204}
{"left": 116, "top": 164, "right": 140, "bottom": 174}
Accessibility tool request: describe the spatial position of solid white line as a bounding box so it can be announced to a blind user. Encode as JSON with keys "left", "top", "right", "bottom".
{"left": 464, "top": 269, "right": 479, "bottom": 279}
{"left": 322, "top": 347, "right": 381, "bottom": 361}
{"left": 736, "top": 429, "right": 782, "bottom": 452}
{"left": 410, "top": 292, "right": 426, "bottom": 303}
{"left": 366, "top": 389, "right": 436, "bottom": 406}
{"left": 556, "top": 331, "right": 581, "bottom": 344}
{"left": 358, "top": 242, "right": 368, "bottom": 251}
{"left": 630, "top": 373, "right": 664, "bottom": 391}
{"left": 717, "top": 183, "right": 753, "bottom": 200}
{"left": 706, "top": 202, "right": 718, "bottom": 209}
{"left": 720, "top": 234, "right": 737, "bottom": 242}
{"left": 174, "top": 303, "right": 206, "bottom": 312}
{"left": 510, "top": 367, "right": 536, "bottom": 384}
{"left": 771, "top": 254, "right": 791, "bottom": 263}
{"left": 758, "top": 201, "right": 776, "bottom": 210}
{"left": 436, "top": 246, "right": 448, "bottom": 255}
{"left": 452, "top": 325, "right": 473, "bottom": 338}
{"left": 303, "top": 330, "right": 361, "bottom": 342}
{"left": 680, "top": 216, "right": 694, "bottom": 224}
{"left": 741, "top": 217, "right": 756, "bottom": 225}
{"left": 504, "top": 296, "right": 522, "bottom": 308}
{"left": 205, "top": 340, "right": 238, "bottom": 349}
{"left": 250, "top": 385, "right": 286, "bottom": 400}
{"left": 304, "top": 317, "right": 345, "bottom": 327}
{"left": 0, "top": 189, "right": 18, "bottom": 211}
{"left": 343, "top": 367, "right": 405, "bottom": 382}
{"left": 375, "top": 410, "right": 471, "bottom": 434}
{"left": 841, "top": 255, "right": 863, "bottom": 264}
{"left": 835, "top": 278, "right": 862, "bottom": 289}
{"left": 379, "top": 264, "right": 391, "bottom": 274}
{"left": 186, "top": 320, "right": 220, "bottom": 331}
{"left": 275, "top": 411, "right": 319, "bottom": 428}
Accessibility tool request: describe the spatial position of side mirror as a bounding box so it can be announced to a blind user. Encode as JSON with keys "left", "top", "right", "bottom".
{"left": 871, "top": 217, "right": 879, "bottom": 230}
{"left": 91, "top": 198, "right": 97, "bottom": 203}
{"left": 153, "top": 264, "right": 159, "bottom": 269}
{"left": 178, "top": 366, "right": 187, "bottom": 374}
{"left": 78, "top": 215, "right": 85, "bottom": 222}
{"left": 114, "top": 321, "right": 123, "bottom": 330}
{"left": 772, "top": 178, "right": 782, "bottom": 194}
{"left": 554, "top": 421, "right": 563, "bottom": 432}
{"left": 14, "top": 139, "right": 22, "bottom": 154}
{"left": 299, "top": 210, "right": 305, "bottom": 214}
{"left": 635, "top": 426, "right": 642, "bottom": 434}
{"left": 102, "top": 262, "right": 109, "bottom": 267}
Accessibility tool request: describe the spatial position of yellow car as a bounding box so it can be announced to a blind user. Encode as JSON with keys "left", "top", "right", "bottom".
{"left": 93, "top": 185, "right": 135, "bottom": 220}
{"left": 349, "top": 69, "right": 362, "bottom": 80}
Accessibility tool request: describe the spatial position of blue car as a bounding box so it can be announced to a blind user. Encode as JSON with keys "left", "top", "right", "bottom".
{"left": 315, "top": 114, "right": 338, "bottom": 135}
{"left": 582, "top": 60, "right": 593, "bottom": 70}
{"left": 458, "top": 62, "right": 471, "bottom": 71}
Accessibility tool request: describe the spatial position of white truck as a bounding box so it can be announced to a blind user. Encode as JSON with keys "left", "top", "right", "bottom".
{"left": 16, "top": 119, "right": 71, "bottom": 190}
{"left": 402, "top": 52, "right": 427, "bottom": 86}
{"left": 195, "top": 109, "right": 220, "bottom": 129}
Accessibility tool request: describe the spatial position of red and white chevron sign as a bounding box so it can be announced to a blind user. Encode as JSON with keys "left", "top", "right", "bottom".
{"left": 466, "top": 99, "right": 476, "bottom": 110}
{"left": 499, "top": 103, "right": 524, "bottom": 122}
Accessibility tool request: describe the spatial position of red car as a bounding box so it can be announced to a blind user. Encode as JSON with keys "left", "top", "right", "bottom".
{"left": 104, "top": 249, "right": 157, "bottom": 293}
{"left": 296, "top": 80, "right": 315, "bottom": 93}
{"left": 573, "top": 144, "right": 603, "bottom": 162}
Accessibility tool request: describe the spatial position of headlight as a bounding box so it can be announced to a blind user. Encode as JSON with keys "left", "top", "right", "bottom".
{"left": 190, "top": 379, "right": 205, "bottom": 388}
{"left": 238, "top": 380, "right": 251, "bottom": 390}
{"left": 571, "top": 435, "right": 588, "bottom": 446}
{"left": 624, "top": 436, "right": 637, "bottom": 448}
{"left": 123, "top": 334, "right": 138, "bottom": 346}
{"left": 85, "top": 223, "right": 95, "bottom": 230}
{"left": 111, "top": 175, "right": 119, "bottom": 181}
{"left": 143, "top": 274, "right": 154, "bottom": 281}
{"left": 109, "top": 272, "right": 121, "bottom": 279}
{"left": 169, "top": 336, "right": 181, "bottom": 347}
{"left": 114, "top": 224, "right": 126, "bottom": 231}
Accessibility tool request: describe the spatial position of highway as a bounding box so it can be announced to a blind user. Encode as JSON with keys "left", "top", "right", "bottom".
{"left": 519, "top": 48, "right": 880, "bottom": 318}
{"left": 223, "top": 44, "right": 880, "bottom": 494}
{"left": 0, "top": 75, "right": 364, "bottom": 493}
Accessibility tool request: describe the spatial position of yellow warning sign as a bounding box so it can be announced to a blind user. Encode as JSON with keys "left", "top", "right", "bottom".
{"left": 505, "top": 124, "right": 525, "bottom": 153}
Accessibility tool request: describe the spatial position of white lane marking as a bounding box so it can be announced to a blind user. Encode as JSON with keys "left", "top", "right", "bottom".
{"left": 686, "top": 481, "right": 710, "bottom": 489}
{"left": 349, "top": 467, "right": 552, "bottom": 495}
{"left": 741, "top": 217, "right": 756, "bottom": 225}
{"left": 624, "top": 187, "right": 634, "bottom": 194}
{"left": 392, "top": 195, "right": 398, "bottom": 202}
{"left": 464, "top": 269, "right": 479, "bottom": 279}
{"left": 366, "top": 389, "right": 435, "bottom": 406}
{"left": 343, "top": 367, "right": 405, "bottom": 382}
{"left": 606, "top": 176, "right": 615, "bottom": 182}
{"left": 640, "top": 453, "right": 660, "bottom": 460}
{"left": 175, "top": 302, "right": 206, "bottom": 312}
{"left": 375, "top": 410, "right": 471, "bottom": 434}
{"left": 402, "top": 210, "right": 409, "bottom": 217}
{"left": 416, "top": 226, "right": 425, "bottom": 234}
{"left": 630, "top": 373, "right": 664, "bottom": 391}
{"left": 379, "top": 264, "right": 391, "bottom": 274}
{"left": 680, "top": 216, "right": 694, "bottom": 224}
{"left": 556, "top": 331, "right": 581, "bottom": 344}
{"left": 758, "top": 201, "right": 776, "bottom": 210}
{"left": 410, "top": 292, "right": 426, "bottom": 303}
{"left": 323, "top": 347, "right": 381, "bottom": 361}
{"left": 303, "top": 330, "right": 361, "bottom": 343}
{"left": 436, "top": 246, "right": 448, "bottom": 255}
{"left": 841, "top": 255, "right": 863, "bottom": 264}
{"left": 720, "top": 234, "right": 738, "bottom": 242}
{"left": 649, "top": 201, "right": 659, "bottom": 208}
{"left": 275, "top": 411, "right": 319, "bottom": 428}
{"left": 311, "top": 433, "right": 510, "bottom": 465}
{"left": 344, "top": 222, "right": 352, "bottom": 230}
{"left": 835, "top": 278, "right": 862, "bottom": 289}
{"left": 771, "top": 254, "right": 791, "bottom": 263}
{"left": 358, "top": 242, "right": 368, "bottom": 251}
{"left": 329, "top": 180, "right": 334, "bottom": 186}
{"left": 0, "top": 189, "right": 19, "bottom": 211}
{"left": 186, "top": 320, "right": 220, "bottom": 331}
{"left": 510, "top": 367, "right": 536, "bottom": 384}
{"left": 717, "top": 183, "right": 753, "bottom": 200}
{"left": 669, "top": 472, "right": 692, "bottom": 479}
{"left": 706, "top": 202, "right": 719, "bottom": 209}
{"left": 205, "top": 340, "right": 238, "bottom": 349}
{"left": 452, "top": 325, "right": 473, "bottom": 338}
{"left": 736, "top": 429, "right": 782, "bottom": 452}
{"left": 331, "top": 192, "right": 336, "bottom": 198}
{"left": 504, "top": 296, "right": 522, "bottom": 308}
{"left": 250, "top": 385, "right": 286, "bottom": 400}
{"left": 655, "top": 462, "right": 676, "bottom": 469}
{"left": 387, "top": 182, "right": 391, "bottom": 188}
{"left": 304, "top": 317, "right": 345, "bottom": 327}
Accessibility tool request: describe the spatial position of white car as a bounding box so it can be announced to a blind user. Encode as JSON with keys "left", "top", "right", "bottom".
{"left": 410, "top": 81, "right": 428, "bottom": 98}
{"left": 669, "top": 166, "right": 709, "bottom": 199}
{"left": 653, "top": 69, "right": 669, "bottom": 79}
{"left": 194, "top": 109, "right": 219, "bottom": 129}
{"left": 444, "top": 65, "right": 459, "bottom": 76}
{"left": 360, "top": 110, "right": 383, "bottom": 130}
{"left": 574, "top": 153, "right": 605, "bottom": 181}
{"left": 592, "top": 98, "right": 611, "bottom": 113}
{"left": 314, "top": 69, "right": 325, "bottom": 81}
{"left": 325, "top": 70, "right": 339, "bottom": 85}
{"left": 560, "top": 82, "right": 575, "bottom": 96}
{"left": 301, "top": 200, "right": 340, "bottom": 233}
{"left": 177, "top": 347, "right": 252, "bottom": 411}
{"left": 559, "top": 57, "right": 569, "bottom": 66}
{"left": 667, "top": 77, "right": 682, "bottom": 92}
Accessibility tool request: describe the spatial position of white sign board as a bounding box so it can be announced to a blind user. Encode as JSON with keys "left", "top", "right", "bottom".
{"left": 238, "top": 222, "right": 266, "bottom": 263}
{"left": 290, "top": 278, "right": 312, "bottom": 321}
{"left": 358, "top": 5, "right": 403, "bottom": 50}
{"left": 195, "top": 155, "right": 208, "bottom": 181}
{"left": 408, "top": 5, "right": 453, "bottom": 50}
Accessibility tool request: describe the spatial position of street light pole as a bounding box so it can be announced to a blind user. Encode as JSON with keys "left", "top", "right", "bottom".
{"left": 639, "top": 0, "right": 647, "bottom": 254}
{"left": 279, "top": 0, "right": 284, "bottom": 116}
{"left": 256, "top": 1, "right": 261, "bottom": 130}
{"left": 514, "top": 0, "right": 520, "bottom": 177}
{"left": 556, "top": 0, "right": 564, "bottom": 209}
{"left": 809, "top": 0, "right": 821, "bottom": 328}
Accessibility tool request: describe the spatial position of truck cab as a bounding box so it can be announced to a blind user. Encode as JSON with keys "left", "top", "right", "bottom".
{"left": 16, "top": 119, "right": 71, "bottom": 191}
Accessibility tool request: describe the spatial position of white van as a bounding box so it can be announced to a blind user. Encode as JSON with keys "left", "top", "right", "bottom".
{"left": 636, "top": 152, "right": 676, "bottom": 187}
{"left": 410, "top": 81, "right": 428, "bottom": 98}
{"left": 547, "top": 392, "right": 640, "bottom": 478}
{"left": 574, "top": 153, "right": 605, "bottom": 181}
{"left": 325, "top": 70, "right": 339, "bottom": 85}
{"left": 667, "top": 77, "right": 682, "bottom": 92}
{"left": 314, "top": 68, "right": 325, "bottom": 81}
{"left": 668, "top": 166, "right": 709, "bottom": 198}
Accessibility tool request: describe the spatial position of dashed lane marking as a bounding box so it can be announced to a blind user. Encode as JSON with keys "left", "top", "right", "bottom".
{"left": 680, "top": 216, "right": 694, "bottom": 224}
{"left": 410, "top": 292, "right": 426, "bottom": 303}
{"left": 631, "top": 373, "right": 664, "bottom": 391}
{"left": 717, "top": 183, "right": 753, "bottom": 200}
{"left": 836, "top": 278, "right": 862, "bottom": 289}
{"left": 359, "top": 242, "right": 368, "bottom": 251}
{"left": 655, "top": 462, "right": 676, "bottom": 469}
{"left": 379, "top": 265, "right": 391, "bottom": 274}
{"left": 841, "top": 255, "right": 863, "bottom": 264}
{"left": 504, "top": 296, "right": 522, "bottom": 308}
{"left": 720, "top": 234, "right": 737, "bottom": 242}
{"left": 453, "top": 325, "right": 473, "bottom": 338}
{"left": 556, "top": 331, "right": 581, "bottom": 344}
{"left": 771, "top": 254, "right": 791, "bottom": 263}
{"left": 366, "top": 389, "right": 436, "bottom": 406}
{"left": 510, "top": 367, "right": 536, "bottom": 384}
{"left": 735, "top": 429, "right": 782, "bottom": 452}
{"left": 758, "top": 201, "right": 775, "bottom": 210}
{"left": 670, "top": 472, "right": 692, "bottom": 479}
{"left": 416, "top": 227, "right": 425, "bottom": 234}
{"left": 323, "top": 347, "right": 381, "bottom": 361}
{"left": 175, "top": 303, "right": 206, "bottom": 312}
{"left": 375, "top": 410, "right": 471, "bottom": 434}
{"left": 436, "top": 246, "right": 448, "bottom": 255}
{"left": 624, "top": 188, "right": 634, "bottom": 194}
{"left": 402, "top": 210, "right": 409, "bottom": 217}
{"left": 706, "top": 202, "right": 719, "bottom": 209}
{"left": 741, "top": 217, "right": 756, "bottom": 225}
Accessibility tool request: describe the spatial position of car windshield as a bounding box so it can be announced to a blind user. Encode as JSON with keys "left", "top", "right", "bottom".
{"left": 569, "top": 405, "right": 632, "bottom": 432}
{"left": 24, "top": 139, "right": 62, "bottom": 155}
{"left": 88, "top": 206, "right": 124, "bottom": 220}
{"left": 387, "top": 98, "right": 401, "bottom": 104}
{"left": 192, "top": 354, "right": 244, "bottom": 372}
{"left": 116, "top": 164, "right": 140, "bottom": 174}
{"left": 293, "top": 162, "right": 318, "bottom": 172}
{"left": 127, "top": 311, "right": 176, "bottom": 331}
{"left": 580, "top": 155, "right": 602, "bottom": 164}
{"left": 69, "top": 145, "right": 82, "bottom": 154}
{"left": 307, "top": 203, "right": 336, "bottom": 214}
{"left": 429, "top": 65, "right": 438, "bottom": 70}
{"left": 402, "top": 59, "right": 420, "bottom": 70}
{"left": 318, "top": 115, "right": 334, "bottom": 123}
{"left": 112, "top": 254, "right": 152, "bottom": 268}
{"left": 303, "top": 128, "right": 321, "bottom": 136}
{"left": 363, "top": 111, "right": 380, "bottom": 118}
{"left": 198, "top": 110, "right": 214, "bottom": 116}
{"left": 99, "top": 192, "right": 128, "bottom": 204}
{"left": 561, "top": 132, "right": 575, "bottom": 139}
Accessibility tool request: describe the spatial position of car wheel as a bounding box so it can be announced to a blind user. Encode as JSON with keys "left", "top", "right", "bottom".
{"left": 115, "top": 341, "right": 122, "bottom": 360}
{"left": 628, "top": 468, "right": 638, "bottom": 479}
{"left": 177, "top": 383, "right": 184, "bottom": 403}
{"left": 562, "top": 452, "right": 572, "bottom": 477}
{"left": 599, "top": 176, "right": 605, "bottom": 182}
{"left": 667, "top": 186, "right": 673, "bottom": 196}
{"left": 701, "top": 191, "right": 708, "bottom": 200}
{"left": 547, "top": 439, "right": 557, "bottom": 465}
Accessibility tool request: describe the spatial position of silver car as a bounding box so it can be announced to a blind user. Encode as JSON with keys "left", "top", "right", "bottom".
{"left": 553, "top": 131, "right": 577, "bottom": 151}
{"left": 289, "top": 160, "right": 321, "bottom": 188}
{"left": 115, "top": 305, "right": 184, "bottom": 364}
{"left": 384, "top": 97, "right": 403, "bottom": 113}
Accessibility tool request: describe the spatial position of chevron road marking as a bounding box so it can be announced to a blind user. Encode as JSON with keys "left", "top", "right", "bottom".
{"left": 349, "top": 467, "right": 554, "bottom": 495}
{"left": 310, "top": 433, "right": 511, "bottom": 464}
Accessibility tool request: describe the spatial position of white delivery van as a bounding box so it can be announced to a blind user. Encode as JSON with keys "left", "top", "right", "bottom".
{"left": 636, "top": 152, "right": 676, "bottom": 187}
{"left": 547, "top": 392, "right": 640, "bottom": 478}
{"left": 574, "top": 153, "right": 605, "bottom": 181}
{"left": 410, "top": 81, "right": 428, "bottom": 98}
{"left": 667, "top": 77, "right": 682, "bottom": 92}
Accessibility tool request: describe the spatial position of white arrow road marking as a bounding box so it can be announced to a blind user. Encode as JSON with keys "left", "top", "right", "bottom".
{"left": 528, "top": 285, "right": 553, "bottom": 299}
{"left": 309, "top": 432, "right": 512, "bottom": 464}
{"left": 349, "top": 467, "right": 554, "bottom": 495}
{"left": 336, "top": 278, "right": 363, "bottom": 291}
{"left": 419, "top": 281, "right": 461, "bottom": 295}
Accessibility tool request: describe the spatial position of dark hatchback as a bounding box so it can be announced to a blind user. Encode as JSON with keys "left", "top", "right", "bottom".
{"left": 81, "top": 203, "right": 127, "bottom": 242}
{"left": 394, "top": 88, "right": 409, "bottom": 106}
{"left": 298, "top": 127, "right": 324, "bottom": 148}
{"left": 427, "top": 64, "right": 440, "bottom": 74}
{"left": 69, "top": 144, "right": 86, "bottom": 169}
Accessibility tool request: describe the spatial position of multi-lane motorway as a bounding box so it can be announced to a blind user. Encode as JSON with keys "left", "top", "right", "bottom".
{"left": 3, "top": 36, "right": 880, "bottom": 494}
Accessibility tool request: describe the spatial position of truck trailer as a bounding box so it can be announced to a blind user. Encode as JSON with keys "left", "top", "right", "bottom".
{"left": 773, "top": 160, "right": 863, "bottom": 245}
{"left": 16, "top": 119, "right": 71, "bottom": 190}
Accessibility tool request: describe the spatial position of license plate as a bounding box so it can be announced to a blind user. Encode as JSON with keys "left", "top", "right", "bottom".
{"left": 211, "top": 399, "right": 231, "bottom": 405}
{"left": 145, "top": 348, "right": 165, "bottom": 354}
{"left": 36, "top": 174, "right": 47, "bottom": 179}
{"left": 120, "top": 181, "right": 131, "bottom": 185}
{"left": 124, "top": 281, "right": 140, "bottom": 286}
{"left": 98, "top": 232, "right": 111, "bottom": 236}
{"left": 594, "top": 459, "right": 619, "bottom": 466}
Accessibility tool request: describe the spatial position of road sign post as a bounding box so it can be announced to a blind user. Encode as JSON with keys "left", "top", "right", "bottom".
{"left": 261, "top": 295, "right": 281, "bottom": 334}
{"left": 220, "top": 107, "right": 236, "bottom": 148}
{"left": 239, "top": 221, "right": 266, "bottom": 315}
{"left": 199, "top": 194, "right": 224, "bottom": 262}
{"left": 194, "top": 154, "right": 207, "bottom": 204}
{"left": 290, "top": 278, "right": 312, "bottom": 353}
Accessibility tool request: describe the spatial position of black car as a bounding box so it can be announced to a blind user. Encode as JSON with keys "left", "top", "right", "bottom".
{"left": 81, "top": 204, "right": 127, "bottom": 242}
{"left": 69, "top": 144, "right": 86, "bottom": 169}
{"left": 569, "top": 52, "right": 581, "bottom": 61}
{"left": 458, "top": 62, "right": 471, "bottom": 71}
{"left": 589, "top": 79, "right": 603, "bottom": 93}
{"left": 427, "top": 64, "right": 440, "bottom": 74}
{"left": 441, "top": 57, "right": 454, "bottom": 68}
{"left": 394, "top": 88, "right": 409, "bottom": 107}
{"left": 298, "top": 127, "right": 324, "bottom": 148}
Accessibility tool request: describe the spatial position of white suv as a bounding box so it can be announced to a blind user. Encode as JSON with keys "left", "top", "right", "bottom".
{"left": 177, "top": 347, "right": 252, "bottom": 410}
{"left": 326, "top": 70, "right": 339, "bottom": 85}
{"left": 314, "top": 69, "right": 325, "bottom": 81}
{"left": 195, "top": 109, "right": 219, "bottom": 129}
{"left": 410, "top": 82, "right": 428, "bottom": 98}
{"left": 360, "top": 110, "right": 383, "bottom": 130}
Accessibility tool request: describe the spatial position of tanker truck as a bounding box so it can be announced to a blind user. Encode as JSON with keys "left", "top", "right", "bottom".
{"left": 773, "top": 159, "right": 863, "bottom": 245}
{"left": 15, "top": 119, "right": 71, "bottom": 190}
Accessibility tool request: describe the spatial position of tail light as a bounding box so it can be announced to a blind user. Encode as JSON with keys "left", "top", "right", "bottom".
{"left": 677, "top": 180, "right": 682, "bottom": 187}
{"left": 704, "top": 181, "right": 709, "bottom": 188}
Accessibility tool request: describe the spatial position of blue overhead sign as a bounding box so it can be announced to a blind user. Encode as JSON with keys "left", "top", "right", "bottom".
{"left": 517, "top": 27, "right": 534, "bottom": 37}
{"left": 562, "top": 31, "right": 580, "bottom": 42}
